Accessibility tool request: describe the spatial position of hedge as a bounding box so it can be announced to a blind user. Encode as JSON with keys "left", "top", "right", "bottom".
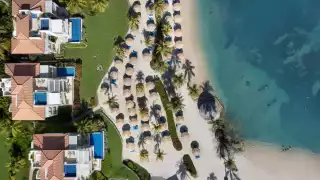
{"left": 123, "top": 159, "right": 151, "bottom": 180}
{"left": 154, "top": 78, "right": 182, "bottom": 151}
{"left": 183, "top": 154, "right": 197, "bottom": 177}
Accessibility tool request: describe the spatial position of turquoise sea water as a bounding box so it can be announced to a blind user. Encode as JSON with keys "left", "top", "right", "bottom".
{"left": 197, "top": 0, "right": 320, "bottom": 152}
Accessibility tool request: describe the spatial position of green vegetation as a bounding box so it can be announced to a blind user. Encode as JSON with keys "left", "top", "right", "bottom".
{"left": 65, "top": 0, "right": 129, "bottom": 100}
{"left": 60, "top": 0, "right": 109, "bottom": 15}
{"left": 0, "top": 2, "right": 12, "bottom": 60}
{"left": 182, "top": 154, "right": 197, "bottom": 178}
{"left": 123, "top": 159, "right": 151, "bottom": 180}
{"left": 154, "top": 78, "right": 182, "bottom": 151}
{"left": 64, "top": 42, "right": 88, "bottom": 48}
{"left": 209, "top": 113, "right": 244, "bottom": 180}
{"left": 100, "top": 113, "right": 139, "bottom": 179}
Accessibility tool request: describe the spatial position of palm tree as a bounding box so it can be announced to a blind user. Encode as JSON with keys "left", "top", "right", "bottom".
{"left": 172, "top": 73, "right": 185, "bottom": 89}
{"left": 140, "top": 149, "right": 149, "bottom": 161}
{"left": 151, "top": 122, "right": 162, "bottom": 134}
{"left": 136, "top": 71, "right": 145, "bottom": 83}
{"left": 144, "top": 37, "right": 153, "bottom": 47}
{"left": 0, "top": 38, "right": 10, "bottom": 60}
{"left": 139, "top": 108, "right": 149, "bottom": 119}
{"left": 155, "top": 149, "right": 166, "bottom": 161}
{"left": 150, "top": 59, "right": 168, "bottom": 74}
{"left": 154, "top": 0, "right": 166, "bottom": 15}
{"left": 128, "top": 15, "right": 140, "bottom": 30}
{"left": 64, "top": 0, "right": 87, "bottom": 14}
{"left": 90, "top": 0, "right": 109, "bottom": 13}
{"left": 224, "top": 157, "right": 240, "bottom": 180}
{"left": 104, "top": 95, "right": 118, "bottom": 109}
{"left": 162, "top": 23, "right": 172, "bottom": 36}
{"left": 136, "top": 83, "right": 145, "bottom": 93}
{"left": 188, "top": 84, "right": 200, "bottom": 101}
{"left": 215, "top": 128, "right": 231, "bottom": 160}
{"left": 74, "top": 118, "right": 100, "bottom": 133}
{"left": 138, "top": 133, "right": 147, "bottom": 149}
{"left": 156, "top": 42, "right": 173, "bottom": 58}
{"left": 167, "top": 94, "right": 185, "bottom": 112}
{"left": 113, "top": 37, "right": 126, "bottom": 58}
{"left": 182, "top": 60, "right": 195, "bottom": 84}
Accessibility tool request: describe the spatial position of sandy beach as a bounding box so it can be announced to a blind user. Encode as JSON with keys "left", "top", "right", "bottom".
{"left": 182, "top": 0, "right": 320, "bottom": 179}
{"left": 97, "top": 0, "right": 320, "bottom": 179}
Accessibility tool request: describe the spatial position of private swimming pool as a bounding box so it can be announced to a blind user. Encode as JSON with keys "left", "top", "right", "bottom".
{"left": 64, "top": 164, "right": 76, "bottom": 177}
{"left": 34, "top": 92, "right": 47, "bottom": 105}
{"left": 90, "top": 132, "right": 104, "bottom": 159}
{"left": 56, "top": 67, "right": 75, "bottom": 77}
{"left": 69, "top": 18, "right": 82, "bottom": 43}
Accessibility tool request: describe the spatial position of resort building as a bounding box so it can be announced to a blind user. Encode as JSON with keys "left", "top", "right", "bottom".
{"left": 28, "top": 132, "right": 105, "bottom": 180}
{"left": 11, "top": 0, "right": 83, "bottom": 54}
{"left": 0, "top": 63, "right": 75, "bottom": 120}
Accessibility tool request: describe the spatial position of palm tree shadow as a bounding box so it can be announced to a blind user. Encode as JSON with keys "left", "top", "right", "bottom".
{"left": 176, "top": 159, "right": 190, "bottom": 180}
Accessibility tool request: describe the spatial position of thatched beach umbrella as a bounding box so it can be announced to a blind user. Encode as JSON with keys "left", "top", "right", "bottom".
{"left": 177, "top": 52, "right": 185, "bottom": 59}
{"left": 114, "top": 59, "right": 123, "bottom": 69}
{"left": 123, "top": 77, "right": 132, "bottom": 86}
{"left": 136, "top": 91, "right": 145, "bottom": 98}
{"left": 174, "top": 14, "right": 182, "bottom": 23}
{"left": 192, "top": 148, "right": 200, "bottom": 156}
{"left": 123, "top": 89, "right": 132, "bottom": 98}
{"left": 147, "top": 23, "right": 156, "bottom": 31}
{"left": 149, "top": 91, "right": 159, "bottom": 99}
{"left": 141, "top": 114, "right": 149, "bottom": 122}
{"left": 126, "top": 142, "right": 135, "bottom": 151}
{"left": 173, "top": 3, "right": 181, "bottom": 11}
{"left": 128, "top": 108, "right": 137, "bottom": 116}
{"left": 129, "top": 56, "right": 138, "bottom": 64}
{"left": 123, "top": 130, "right": 131, "bottom": 139}
{"left": 130, "top": 118, "right": 139, "bottom": 126}
{"left": 162, "top": 135, "right": 171, "bottom": 142}
{"left": 126, "top": 100, "right": 135, "bottom": 108}
{"left": 175, "top": 40, "right": 184, "bottom": 49}
{"left": 141, "top": 123, "right": 150, "bottom": 132}
{"left": 133, "top": 4, "right": 141, "bottom": 13}
{"left": 125, "top": 67, "right": 134, "bottom": 76}
{"left": 131, "top": 28, "right": 138, "bottom": 36}
{"left": 116, "top": 118, "right": 124, "bottom": 127}
{"left": 174, "top": 29, "right": 183, "bottom": 37}
{"left": 146, "top": 82, "right": 155, "bottom": 90}
{"left": 126, "top": 37, "right": 134, "bottom": 46}
{"left": 181, "top": 132, "right": 190, "bottom": 139}
{"left": 176, "top": 116, "right": 184, "bottom": 124}
{"left": 110, "top": 71, "right": 118, "bottom": 80}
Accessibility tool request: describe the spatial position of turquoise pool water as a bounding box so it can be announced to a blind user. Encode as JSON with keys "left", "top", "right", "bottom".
{"left": 197, "top": 0, "right": 320, "bottom": 152}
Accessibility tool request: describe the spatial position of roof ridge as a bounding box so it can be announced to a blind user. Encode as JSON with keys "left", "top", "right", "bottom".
{"left": 43, "top": 150, "right": 64, "bottom": 160}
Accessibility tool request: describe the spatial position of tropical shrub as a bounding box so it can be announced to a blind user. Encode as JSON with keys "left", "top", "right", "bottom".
{"left": 183, "top": 154, "right": 197, "bottom": 178}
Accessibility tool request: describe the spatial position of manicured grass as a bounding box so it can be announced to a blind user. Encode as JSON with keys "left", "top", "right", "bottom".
{"left": 0, "top": 136, "right": 9, "bottom": 179}
{"left": 65, "top": 0, "right": 129, "bottom": 100}
{"left": 101, "top": 114, "right": 139, "bottom": 180}
{"left": 64, "top": 42, "right": 87, "bottom": 48}
{"left": 154, "top": 78, "right": 182, "bottom": 151}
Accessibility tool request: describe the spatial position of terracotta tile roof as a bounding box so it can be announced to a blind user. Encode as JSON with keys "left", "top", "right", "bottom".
{"left": 11, "top": 0, "right": 45, "bottom": 54}
{"left": 5, "top": 63, "right": 45, "bottom": 120}
{"left": 33, "top": 134, "right": 69, "bottom": 180}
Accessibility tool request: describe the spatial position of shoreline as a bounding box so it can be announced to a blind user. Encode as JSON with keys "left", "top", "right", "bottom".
{"left": 181, "top": 0, "right": 320, "bottom": 179}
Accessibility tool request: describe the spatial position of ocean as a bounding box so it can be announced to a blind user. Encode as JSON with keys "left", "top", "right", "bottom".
{"left": 197, "top": 0, "right": 320, "bottom": 152}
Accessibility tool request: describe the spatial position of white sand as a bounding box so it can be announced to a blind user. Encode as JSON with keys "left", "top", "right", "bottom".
{"left": 96, "top": 0, "right": 320, "bottom": 179}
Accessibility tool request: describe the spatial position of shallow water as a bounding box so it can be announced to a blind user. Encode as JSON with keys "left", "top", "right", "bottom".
{"left": 197, "top": 0, "right": 320, "bottom": 152}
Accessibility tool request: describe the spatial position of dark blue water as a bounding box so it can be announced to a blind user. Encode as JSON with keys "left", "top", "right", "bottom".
{"left": 198, "top": 0, "right": 320, "bottom": 152}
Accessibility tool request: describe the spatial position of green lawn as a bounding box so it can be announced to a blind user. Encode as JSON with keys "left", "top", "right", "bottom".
{"left": 65, "top": 0, "right": 129, "bottom": 100}
{"left": 102, "top": 116, "right": 139, "bottom": 180}
{"left": 0, "top": 136, "right": 9, "bottom": 179}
